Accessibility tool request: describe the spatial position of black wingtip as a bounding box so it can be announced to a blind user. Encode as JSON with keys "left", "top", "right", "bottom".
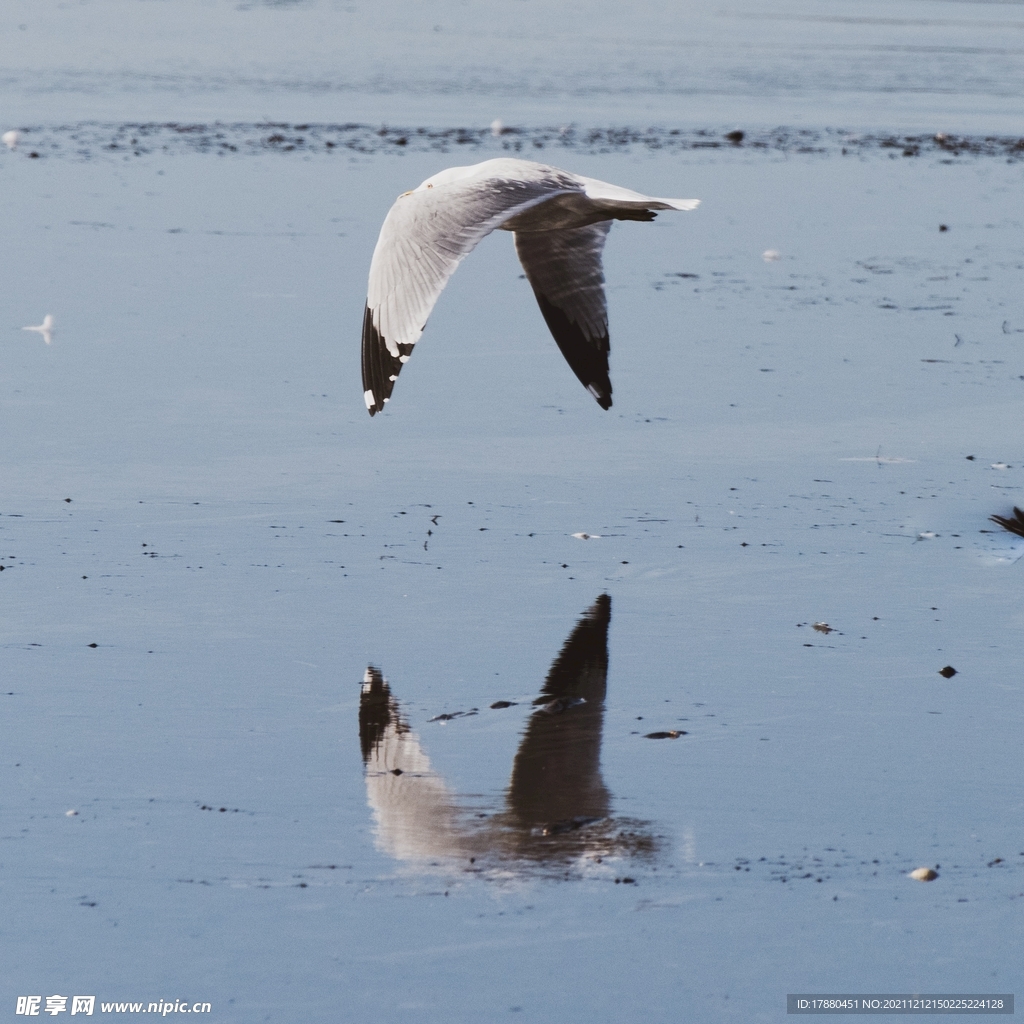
{"left": 361, "top": 305, "right": 411, "bottom": 417}
{"left": 990, "top": 507, "right": 1024, "bottom": 538}
{"left": 532, "top": 291, "right": 613, "bottom": 410}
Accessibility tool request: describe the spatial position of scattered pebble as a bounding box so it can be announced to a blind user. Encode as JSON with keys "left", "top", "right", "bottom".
{"left": 938, "top": 665, "right": 957, "bottom": 678}
{"left": 909, "top": 867, "right": 938, "bottom": 881}
{"left": 762, "top": 249, "right": 781, "bottom": 262}
{"left": 65, "top": 809, "right": 78, "bottom": 817}
{"left": 571, "top": 532, "right": 600, "bottom": 540}
{"left": 489, "top": 700, "right": 517, "bottom": 709}
{"left": 644, "top": 730, "right": 686, "bottom": 739}
{"left": 2, "top": 129, "right": 19, "bottom": 150}
{"left": 812, "top": 622, "right": 833, "bottom": 634}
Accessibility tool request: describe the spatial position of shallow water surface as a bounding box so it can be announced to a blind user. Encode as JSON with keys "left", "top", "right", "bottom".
{"left": 2, "top": 136, "right": 1023, "bottom": 1020}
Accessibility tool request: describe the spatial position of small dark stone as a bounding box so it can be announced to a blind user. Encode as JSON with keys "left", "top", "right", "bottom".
{"left": 725, "top": 130, "right": 744, "bottom": 144}
{"left": 87, "top": 643, "right": 98, "bottom": 648}
{"left": 938, "top": 665, "right": 957, "bottom": 678}
{"left": 939, "top": 224, "right": 948, "bottom": 231}
{"left": 390, "top": 768, "right": 403, "bottom": 776}
{"left": 644, "top": 730, "right": 686, "bottom": 739}
{"left": 490, "top": 700, "right": 517, "bottom": 709}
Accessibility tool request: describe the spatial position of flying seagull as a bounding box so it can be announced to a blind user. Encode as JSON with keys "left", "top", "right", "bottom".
{"left": 361, "top": 158, "right": 699, "bottom": 415}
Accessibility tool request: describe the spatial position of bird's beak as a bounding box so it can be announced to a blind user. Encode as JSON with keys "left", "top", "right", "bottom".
{"left": 398, "top": 190, "right": 413, "bottom": 198}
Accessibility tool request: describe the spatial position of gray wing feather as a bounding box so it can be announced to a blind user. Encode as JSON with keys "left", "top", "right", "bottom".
{"left": 514, "top": 222, "right": 614, "bottom": 409}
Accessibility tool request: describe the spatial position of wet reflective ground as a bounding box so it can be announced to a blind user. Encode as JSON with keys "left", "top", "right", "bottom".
{"left": 3, "top": 139, "right": 1023, "bottom": 1020}
{"left": 4, "top": 0, "right": 1024, "bottom": 1017}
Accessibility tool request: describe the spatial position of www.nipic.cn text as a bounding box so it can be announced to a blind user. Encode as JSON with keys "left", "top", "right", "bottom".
{"left": 16, "top": 997, "right": 212, "bottom": 1016}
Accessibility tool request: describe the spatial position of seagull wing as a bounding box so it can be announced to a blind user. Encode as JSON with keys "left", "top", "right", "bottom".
{"left": 362, "top": 170, "right": 579, "bottom": 415}
{"left": 578, "top": 176, "right": 700, "bottom": 214}
{"left": 514, "top": 222, "right": 614, "bottom": 409}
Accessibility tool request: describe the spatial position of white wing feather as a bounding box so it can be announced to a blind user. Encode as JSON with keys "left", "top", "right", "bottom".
{"left": 367, "top": 167, "right": 580, "bottom": 355}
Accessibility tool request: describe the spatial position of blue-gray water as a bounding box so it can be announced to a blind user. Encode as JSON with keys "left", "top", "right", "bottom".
{"left": 2, "top": 2, "right": 1024, "bottom": 1022}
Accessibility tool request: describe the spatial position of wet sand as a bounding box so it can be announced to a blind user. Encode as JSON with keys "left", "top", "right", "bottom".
{"left": 2, "top": 134, "right": 1023, "bottom": 1020}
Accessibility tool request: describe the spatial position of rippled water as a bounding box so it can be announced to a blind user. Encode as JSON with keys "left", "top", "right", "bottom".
{"left": 5, "top": 0, "right": 1024, "bottom": 129}
{"left": 3, "top": 2, "right": 1024, "bottom": 1022}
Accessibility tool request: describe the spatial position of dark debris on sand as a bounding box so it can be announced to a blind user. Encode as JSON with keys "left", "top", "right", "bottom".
{"left": 6, "top": 123, "right": 1024, "bottom": 163}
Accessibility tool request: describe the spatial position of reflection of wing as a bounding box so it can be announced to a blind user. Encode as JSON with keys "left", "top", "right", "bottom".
{"left": 359, "top": 667, "right": 470, "bottom": 862}
{"left": 359, "top": 666, "right": 402, "bottom": 764}
{"left": 507, "top": 595, "right": 612, "bottom": 829}
{"left": 362, "top": 164, "right": 580, "bottom": 415}
{"left": 357, "top": 596, "right": 659, "bottom": 871}
{"left": 533, "top": 593, "right": 611, "bottom": 706}
{"left": 514, "top": 224, "right": 613, "bottom": 409}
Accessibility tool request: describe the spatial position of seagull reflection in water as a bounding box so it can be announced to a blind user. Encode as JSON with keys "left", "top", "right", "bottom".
{"left": 359, "top": 595, "right": 658, "bottom": 874}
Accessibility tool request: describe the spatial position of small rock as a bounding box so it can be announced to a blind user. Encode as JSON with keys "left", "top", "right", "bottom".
{"left": 644, "top": 730, "right": 686, "bottom": 739}
{"left": 909, "top": 867, "right": 938, "bottom": 881}
{"left": 938, "top": 665, "right": 957, "bottom": 678}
